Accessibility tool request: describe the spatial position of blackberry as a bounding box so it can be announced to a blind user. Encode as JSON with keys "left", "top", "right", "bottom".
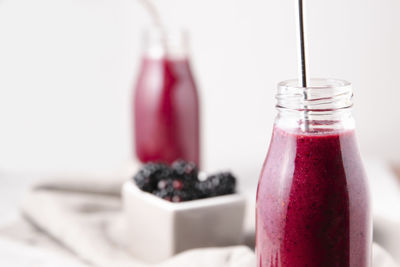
{"left": 134, "top": 161, "right": 236, "bottom": 203}
{"left": 154, "top": 176, "right": 195, "bottom": 199}
{"left": 171, "top": 160, "right": 200, "bottom": 194}
{"left": 171, "top": 160, "right": 198, "bottom": 181}
{"left": 157, "top": 179, "right": 168, "bottom": 190}
{"left": 153, "top": 175, "right": 203, "bottom": 202}
{"left": 171, "top": 190, "right": 198, "bottom": 202}
{"left": 153, "top": 185, "right": 194, "bottom": 203}
{"left": 153, "top": 177, "right": 179, "bottom": 198}
{"left": 172, "top": 179, "right": 184, "bottom": 190}
{"left": 156, "top": 178, "right": 176, "bottom": 193}
{"left": 133, "top": 163, "right": 170, "bottom": 192}
{"left": 153, "top": 189, "right": 173, "bottom": 201}
{"left": 197, "top": 172, "right": 236, "bottom": 197}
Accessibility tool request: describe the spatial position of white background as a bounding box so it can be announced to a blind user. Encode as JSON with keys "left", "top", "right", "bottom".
{"left": 0, "top": 0, "right": 399, "bottom": 182}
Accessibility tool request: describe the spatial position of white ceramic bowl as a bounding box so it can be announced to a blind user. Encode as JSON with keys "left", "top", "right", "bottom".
{"left": 122, "top": 181, "right": 246, "bottom": 263}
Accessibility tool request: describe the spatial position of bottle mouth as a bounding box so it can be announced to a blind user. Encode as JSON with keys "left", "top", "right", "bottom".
{"left": 276, "top": 78, "right": 353, "bottom": 111}
{"left": 142, "top": 26, "right": 189, "bottom": 59}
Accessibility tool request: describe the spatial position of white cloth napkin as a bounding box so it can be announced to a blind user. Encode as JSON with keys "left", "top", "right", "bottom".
{"left": 1, "top": 166, "right": 256, "bottom": 267}
{"left": 0, "top": 163, "right": 397, "bottom": 267}
{"left": 364, "top": 159, "right": 400, "bottom": 264}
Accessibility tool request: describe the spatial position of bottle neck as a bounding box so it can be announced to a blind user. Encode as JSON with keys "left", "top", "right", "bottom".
{"left": 275, "top": 79, "right": 355, "bottom": 132}
{"left": 142, "top": 27, "right": 189, "bottom": 60}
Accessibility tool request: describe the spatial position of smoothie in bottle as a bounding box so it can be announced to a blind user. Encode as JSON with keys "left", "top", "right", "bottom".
{"left": 256, "top": 79, "right": 372, "bottom": 266}
{"left": 133, "top": 28, "right": 200, "bottom": 165}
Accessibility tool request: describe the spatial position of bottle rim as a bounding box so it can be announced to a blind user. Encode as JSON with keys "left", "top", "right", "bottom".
{"left": 142, "top": 26, "right": 189, "bottom": 59}
{"left": 278, "top": 78, "right": 351, "bottom": 90}
{"left": 276, "top": 78, "right": 353, "bottom": 111}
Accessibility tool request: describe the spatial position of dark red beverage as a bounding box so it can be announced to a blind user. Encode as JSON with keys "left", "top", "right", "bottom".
{"left": 256, "top": 79, "right": 371, "bottom": 267}
{"left": 133, "top": 29, "right": 200, "bottom": 165}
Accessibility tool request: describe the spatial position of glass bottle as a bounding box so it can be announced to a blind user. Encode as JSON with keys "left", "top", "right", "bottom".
{"left": 133, "top": 28, "right": 200, "bottom": 165}
{"left": 256, "top": 79, "right": 372, "bottom": 266}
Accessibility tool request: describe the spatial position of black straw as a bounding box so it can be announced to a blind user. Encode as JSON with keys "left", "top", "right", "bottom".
{"left": 298, "top": 0, "right": 308, "bottom": 88}
{"left": 297, "top": 0, "right": 310, "bottom": 131}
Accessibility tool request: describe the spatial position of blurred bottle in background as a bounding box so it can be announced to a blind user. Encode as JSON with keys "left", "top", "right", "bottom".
{"left": 133, "top": 27, "right": 200, "bottom": 166}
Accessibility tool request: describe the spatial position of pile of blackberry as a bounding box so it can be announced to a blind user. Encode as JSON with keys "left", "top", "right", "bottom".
{"left": 133, "top": 160, "right": 236, "bottom": 203}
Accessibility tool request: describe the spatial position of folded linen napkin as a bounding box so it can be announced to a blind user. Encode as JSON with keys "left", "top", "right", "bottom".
{"left": 14, "top": 165, "right": 256, "bottom": 267}
{"left": 0, "top": 163, "right": 398, "bottom": 267}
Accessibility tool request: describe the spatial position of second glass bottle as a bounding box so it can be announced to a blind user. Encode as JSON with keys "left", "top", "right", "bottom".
{"left": 133, "top": 28, "right": 200, "bottom": 165}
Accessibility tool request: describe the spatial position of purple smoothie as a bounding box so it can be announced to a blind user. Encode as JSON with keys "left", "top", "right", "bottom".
{"left": 134, "top": 57, "right": 200, "bottom": 165}
{"left": 256, "top": 126, "right": 371, "bottom": 266}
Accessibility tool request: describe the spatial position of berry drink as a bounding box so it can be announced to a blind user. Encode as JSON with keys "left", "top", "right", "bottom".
{"left": 257, "top": 128, "right": 371, "bottom": 266}
{"left": 256, "top": 79, "right": 372, "bottom": 267}
{"left": 133, "top": 29, "right": 200, "bottom": 165}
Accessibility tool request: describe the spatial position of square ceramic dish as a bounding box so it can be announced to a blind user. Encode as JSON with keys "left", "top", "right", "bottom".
{"left": 122, "top": 181, "right": 246, "bottom": 263}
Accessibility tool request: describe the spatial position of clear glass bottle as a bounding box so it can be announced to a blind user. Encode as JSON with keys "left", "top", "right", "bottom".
{"left": 133, "top": 28, "right": 200, "bottom": 165}
{"left": 256, "top": 79, "right": 372, "bottom": 266}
